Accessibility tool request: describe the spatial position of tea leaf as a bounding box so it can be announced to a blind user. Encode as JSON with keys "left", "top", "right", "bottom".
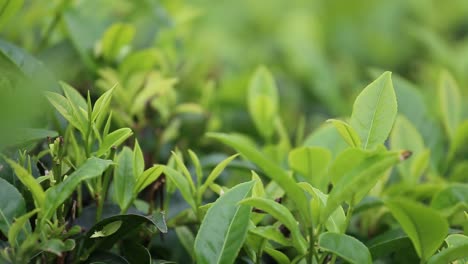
{"left": 4, "top": 157, "right": 45, "bottom": 208}
{"left": 199, "top": 153, "right": 239, "bottom": 196}
{"left": 42, "top": 157, "right": 112, "bottom": 222}
{"left": 101, "top": 23, "right": 135, "bottom": 61}
{"left": 194, "top": 181, "right": 254, "bottom": 264}
{"left": 249, "top": 226, "right": 292, "bottom": 247}
{"left": 248, "top": 66, "right": 279, "bottom": 140}
{"left": 208, "top": 133, "right": 311, "bottom": 226}
{"left": 438, "top": 70, "right": 461, "bottom": 138}
{"left": 0, "top": 178, "right": 26, "bottom": 237}
{"left": 385, "top": 198, "right": 449, "bottom": 261}
{"left": 114, "top": 147, "right": 135, "bottom": 211}
{"left": 427, "top": 234, "right": 468, "bottom": 264}
{"left": 121, "top": 242, "right": 151, "bottom": 264}
{"left": 240, "top": 197, "right": 307, "bottom": 254}
{"left": 327, "top": 119, "right": 361, "bottom": 148}
{"left": 133, "top": 139, "right": 144, "bottom": 178}
{"left": 96, "top": 128, "right": 133, "bottom": 157}
{"left": 350, "top": 71, "right": 397, "bottom": 150}
{"left": 318, "top": 232, "right": 372, "bottom": 264}
{"left": 163, "top": 166, "right": 197, "bottom": 212}
{"left": 175, "top": 226, "right": 195, "bottom": 261}
{"left": 264, "top": 246, "right": 290, "bottom": 264}
{"left": 134, "top": 165, "right": 164, "bottom": 194}
{"left": 288, "top": 146, "right": 331, "bottom": 190}
{"left": 8, "top": 208, "right": 39, "bottom": 247}
{"left": 430, "top": 184, "right": 468, "bottom": 217}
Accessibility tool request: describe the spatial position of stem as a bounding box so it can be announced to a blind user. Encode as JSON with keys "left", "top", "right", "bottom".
{"left": 308, "top": 227, "right": 319, "bottom": 264}
{"left": 344, "top": 197, "right": 355, "bottom": 231}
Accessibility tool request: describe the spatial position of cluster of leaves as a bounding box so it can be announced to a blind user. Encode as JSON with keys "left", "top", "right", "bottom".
{"left": 0, "top": 0, "right": 467, "bottom": 264}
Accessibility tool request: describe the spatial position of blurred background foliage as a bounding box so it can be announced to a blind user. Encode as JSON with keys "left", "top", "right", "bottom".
{"left": 1, "top": 0, "right": 468, "bottom": 261}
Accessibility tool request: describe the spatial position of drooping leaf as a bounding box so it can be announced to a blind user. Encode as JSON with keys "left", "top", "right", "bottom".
{"left": 207, "top": 133, "right": 310, "bottom": 226}
{"left": 385, "top": 198, "right": 449, "bottom": 261}
{"left": 41, "top": 157, "right": 112, "bottom": 222}
{"left": 4, "top": 157, "right": 45, "bottom": 208}
{"left": 247, "top": 66, "right": 279, "bottom": 140}
{"left": 241, "top": 197, "right": 307, "bottom": 254}
{"left": 438, "top": 70, "right": 461, "bottom": 138}
{"left": 194, "top": 181, "right": 254, "bottom": 264}
{"left": 319, "top": 232, "right": 372, "bottom": 264}
{"left": 0, "top": 178, "right": 26, "bottom": 236}
{"left": 96, "top": 128, "right": 133, "bottom": 157}
{"left": 350, "top": 71, "right": 397, "bottom": 150}
{"left": 327, "top": 119, "right": 362, "bottom": 148}
{"left": 288, "top": 146, "right": 331, "bottom": 190}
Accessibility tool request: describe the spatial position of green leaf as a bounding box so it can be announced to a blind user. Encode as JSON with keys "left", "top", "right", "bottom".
{"left": 133, "top": 139, "right": 144, "bottom": 180}
{"left": 240, "top": 197, "right": 307, "bottom": 254}
{"left": 427, "top": 234, "right": 468, "bottom": 264}
{"left": 101, "top": 23, "right": 135, "bottom": 61}
{"left": 249, "top": 225, "right": 292, "bottom": 247}
{"left": 298, "top": 182, "right": 346, "bottom": 233}
{"left": 0, "top": 0, "right": 24, "bottom": 29}
{"left": 448, "top": 120, "right": 468, "bottom": 163}
{"left": 323, "top": 151, "right": 400, "bottom": 222}
{"left": 42, "top": 157, "right": 112, "bottom": 222}
{"left": 208, "top": 133, "right": 310, "bottom": 226}
{"left": 85, "top": 251, "right": 130, "bottom": 264}
{"left": 367, "top": 228, "right": 412, "bottom": 259}
{"left": 163, "top": 166, "right": 197, "bottom": 212}
{"left": 122, "top": 242, "right": 151, "bottom": 264}
{"left": 288, "top": 146, "right": 331, "bottom": 190}
{"left": 175, "top": 226, "right": 195, "bottom": 261}
{"left": 92, "top": 87, "right": 114, "bottom": 126}
{"left": 431, "top": 184, "right": 468, "bottom": 217}
{"left": 8, "top": 209, "right": 39, "bottom": 247}
{"left": 3, "top": 157, "right": 45, "bottom": 208}
{"left": 171, "top": 151, "right": 196, "bottom": 193}
{"left": 248, "top": 66, "right": 279, "bottom": 140}
{"left": 318, "top": 232, "right": 372, "bottom": 264}
{"left": 438, "top": 70, "right": 461, "bottom": 138}
{"left": 194, "top": 181, "right": 254, "bottom": 264}
{"left": 199, "top": 154, "right": 239, "bottom": 196}
{"left": 0, "top": 178, "right": 26, "bottom": 237}
{"left": 188, "top": 149, "right": 203, "bottom": 186}
{"left": 96, "top": 128, "right": 133, "bottom": 157}
{"left": 264, "top": 246, "right": 291, "bottom": 264}
{"left": 327, "top": 119, "right": 362, "bottom": 148}
{"left": 134, "top": 165, "right": 164, "bottom": 195}
{"left": 114, "top": 147, "right": 136, "bottom": 211}
{"left": 350, "top": 71, "right": 397, "bottom": 150}
{"left": 385, "top": 198, "right": 449, "bottom": 261}
{"left": 40, "top": 239, "right": 75, "bottom": 256}
{"left": 152, "top": 211, "right": 167, "bottom": 233}
{"left": 91, "top": 220, "right": 122, "bottom": 238}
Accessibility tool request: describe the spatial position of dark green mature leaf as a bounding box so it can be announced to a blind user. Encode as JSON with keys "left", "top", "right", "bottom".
{"left": 319, "top": 232, "right": 372, "bottom": 264}
{"left": 208, "top": 133, "right": 311, "bottom": 226}
{"left": 327, "top": 119, "right": 361, "bottom": 148}
{"left": 438, "top": 70, "right": 461, "bottom": 138}
{"left": 96, "top": 128, "right": 133, "bottom": 157}
{"left": 175, "top": 226, "right": 195, "bottom": 261}
{"left": 288, "top": 146, "right": 331, "bottom": 190}
{"left": 194, "top": 181, "right": 254, "bottom": 264}
{"left": 427, "top": 234, "right": 468, "bottom": 264}
{"left": 121, "top": 242, "right": 151, "bottom": 264}
{"left": 350, "top": 71, "right": 397, "bottom": 150}
{"left": 0, "top": 0, "right": 24, "bottom": 29}
{"left": 249, "top": 225, "right": 292, "bottom": 247}
{"left": 41, "top": 157, "right": 113, "bottom": 222}
{"left": 241, "top": 197, "right": 307, "bottom": 253}
{"left": 4, "top": 157, "right": 45, "bottom": 208}
{"left": 0, "top": 178, "right": 26, "bottom": 237}
{"left": 82, "top": 214, "right": 159, "bottom": 253}
{"left": 385, "top": 198, "right": 449, "bottom": 261}
{"left": 114, "top": 147, "right": 135, "bottom": 211}
{"left": 367, "top": 228, "right": 412, "bottom": 259}
{"left": 84, "top": 251, "right": 130, "bottom": 264}
{"left": 248, "top": 66, "right": 279, "bottom": 140}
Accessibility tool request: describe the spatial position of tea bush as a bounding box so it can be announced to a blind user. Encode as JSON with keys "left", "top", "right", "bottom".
{"left": 0, "top": 1, "right": 467, "bottom": 263}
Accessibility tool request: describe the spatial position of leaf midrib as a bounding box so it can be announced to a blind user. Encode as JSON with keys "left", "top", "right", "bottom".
{"left": 363, "top": 82, "right": 386, "bottom": 149}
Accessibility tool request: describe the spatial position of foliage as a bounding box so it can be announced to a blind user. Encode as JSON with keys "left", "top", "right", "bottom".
{"left": 0, "top": 0, "right": 467, "bottom": 263}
